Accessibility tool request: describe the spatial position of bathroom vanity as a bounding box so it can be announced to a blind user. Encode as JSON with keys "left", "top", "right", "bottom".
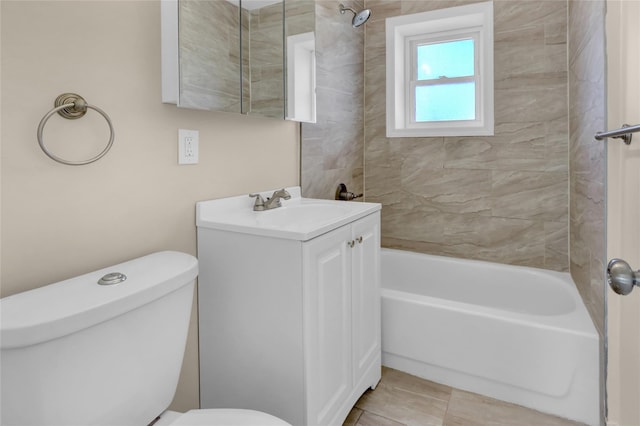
{"left": 196, "top": 187, "right": 381, "bottom": 426}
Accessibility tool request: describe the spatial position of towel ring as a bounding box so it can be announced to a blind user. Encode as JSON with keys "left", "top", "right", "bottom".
{"left": 37, "top": 93, "right": 115, "bottom": 166}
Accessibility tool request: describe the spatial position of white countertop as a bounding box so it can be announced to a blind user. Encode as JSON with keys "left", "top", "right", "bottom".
{"left": 196, "top": 187, "right": 381, "bottom": 241}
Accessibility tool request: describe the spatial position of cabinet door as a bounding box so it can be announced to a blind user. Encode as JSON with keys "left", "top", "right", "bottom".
{"left": 303, "top": 225, "right": 352, "bottom": 425}
{"left": 351, "top": 213, "right": 381, "bottom": 385}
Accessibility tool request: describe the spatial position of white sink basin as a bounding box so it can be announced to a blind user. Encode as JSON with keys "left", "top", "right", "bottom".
{"left": 255, "top": 203, "right": 352, "bottom": 228}
{"left": 196, "top": 187, "right": 381, "bottom": 241}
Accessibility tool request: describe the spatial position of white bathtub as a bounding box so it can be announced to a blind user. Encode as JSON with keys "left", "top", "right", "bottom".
{"left": 380, "top": 249, "right": 599, "bottom": 426}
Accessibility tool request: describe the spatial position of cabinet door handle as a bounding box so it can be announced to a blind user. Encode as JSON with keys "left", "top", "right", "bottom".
{"left": 347, "top": 240, "right": 355, "bottom": 248}
{"left": 356, "top": 236, "right": 363, "bottom": 244}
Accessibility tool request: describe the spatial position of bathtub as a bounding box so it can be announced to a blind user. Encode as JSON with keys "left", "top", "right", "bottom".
{"left": 380, "top": 249, "right": 599, "bottom": 426}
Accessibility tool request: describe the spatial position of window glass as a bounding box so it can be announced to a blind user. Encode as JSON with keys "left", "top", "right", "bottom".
{"left": 416, "top": 39, "right": 475, "bottom": 81}
{"left": 415, "top": 82, "right": 476, "bottom": 122}
{"left": 385, "top": 1, "right": 494, "bottom": 137}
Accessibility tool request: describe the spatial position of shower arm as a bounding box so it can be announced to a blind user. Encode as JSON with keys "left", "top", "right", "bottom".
{"left": 339, "top": 4, "right": 357, "bottom": 15}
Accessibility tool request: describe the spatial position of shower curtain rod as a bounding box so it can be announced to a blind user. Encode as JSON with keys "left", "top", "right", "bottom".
{"left": 594, "top": 123, "right": 640, "bottom": 145}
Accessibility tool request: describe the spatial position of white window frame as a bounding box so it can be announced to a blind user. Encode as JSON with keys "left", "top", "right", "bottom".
{"left": 386, "top": 2, "right": 494, "bottom": 137}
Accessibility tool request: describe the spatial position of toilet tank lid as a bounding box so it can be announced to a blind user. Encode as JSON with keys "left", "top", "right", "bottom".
{"left": 0, "top": 251, "right": 198, "bottom": 349}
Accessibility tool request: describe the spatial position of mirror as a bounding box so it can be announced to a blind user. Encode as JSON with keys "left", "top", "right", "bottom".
{"left": 241, "top": 0, "right": 286, "bottom": 118}
{"left": 161, "top": 0, "right": 316, "bottom": 122}
{"left": 180, "top": 0, "right": 246, "bottom": 114}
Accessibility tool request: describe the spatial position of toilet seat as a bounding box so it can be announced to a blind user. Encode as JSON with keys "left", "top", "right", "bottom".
{"left": 159, "top": 409, "right": 291, "bottom": 426}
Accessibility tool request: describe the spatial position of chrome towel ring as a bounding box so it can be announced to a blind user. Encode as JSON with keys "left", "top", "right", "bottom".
{"left": 37, "top": 93, "right": 115, "bottom": 165}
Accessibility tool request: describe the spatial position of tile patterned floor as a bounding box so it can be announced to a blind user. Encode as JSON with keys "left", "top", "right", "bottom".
{"left": 343, "top": 367, "right": 586, "bottom": 426}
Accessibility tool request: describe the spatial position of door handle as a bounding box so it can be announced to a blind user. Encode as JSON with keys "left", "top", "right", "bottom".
{"left": 607, "top": 258, "right": 640, "bottom": 295}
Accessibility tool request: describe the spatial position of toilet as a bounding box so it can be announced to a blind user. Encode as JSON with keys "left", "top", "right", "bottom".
{"left": 0, "top": 251, "right": 290, "bottom": 426}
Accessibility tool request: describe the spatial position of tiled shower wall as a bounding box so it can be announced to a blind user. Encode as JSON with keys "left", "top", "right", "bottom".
{"left": 301, "top": 1, "right": 608, "bottom": 291}
{"left": 567, "top": 0, "right": 606, "bottom": 336}
{"left": 301, "top": 1, "right": 365, "bottom": 200}
{"left": 567, "top": 3, "right": 607, "bottom": 420}
{"left": 364, "top": 0, "right": 569, "bottom": 271}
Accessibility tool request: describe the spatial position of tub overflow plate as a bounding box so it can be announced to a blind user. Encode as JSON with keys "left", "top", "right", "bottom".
{"left": 98, "top": 272, "right": 127, "bottom": 286}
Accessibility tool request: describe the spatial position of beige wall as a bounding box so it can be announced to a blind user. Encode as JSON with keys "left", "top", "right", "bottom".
{"left": 363, "top": 0, "right": 569, "bottom": 271}
{"left": 606, "top": 1, "right": 640, "bottom": 424}
{"left": 0, "top": 0, "right": 299, "bottom": 412}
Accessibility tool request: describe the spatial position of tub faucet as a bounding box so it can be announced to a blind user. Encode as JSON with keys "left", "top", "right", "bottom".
{"left": 249, "top": 189, "right": 291, "bottom": 211}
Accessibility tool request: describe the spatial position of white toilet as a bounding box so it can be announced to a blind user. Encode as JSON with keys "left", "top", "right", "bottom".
{"left": 0, "top": 251, "right": 291, "bottom": 426}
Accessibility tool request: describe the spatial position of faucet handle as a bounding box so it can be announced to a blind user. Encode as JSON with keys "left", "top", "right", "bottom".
{"left": 249, "top": 193, "right": 266, "bottom": 211}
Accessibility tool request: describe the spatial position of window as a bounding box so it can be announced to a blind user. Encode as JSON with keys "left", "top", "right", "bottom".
{"left": 412, "top": 38, "right": 476, "bottom": 122}
{"left": 386, "top": 2, "right": 494, "bottom": 137}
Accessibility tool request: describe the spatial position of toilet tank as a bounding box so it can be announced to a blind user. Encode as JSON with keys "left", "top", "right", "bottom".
{"left": 0, "top": 251, "right": 198, "bottom": 426}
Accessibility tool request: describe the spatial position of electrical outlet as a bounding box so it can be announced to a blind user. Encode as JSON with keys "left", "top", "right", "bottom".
{"left": 178, "top": 129, "right": 199, "bottom": 164}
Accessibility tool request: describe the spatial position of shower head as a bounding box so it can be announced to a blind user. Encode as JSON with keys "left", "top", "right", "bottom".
{"left": 339, "top": 4, "right": 371, "bottom": 28}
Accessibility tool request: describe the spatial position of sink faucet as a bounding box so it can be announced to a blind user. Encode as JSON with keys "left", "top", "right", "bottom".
{"left": 249, "top": 189, "right": 291, "bottom": 211}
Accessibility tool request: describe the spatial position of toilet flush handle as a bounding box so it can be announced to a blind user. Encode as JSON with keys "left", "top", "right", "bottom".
{"left": 98, "top": 272, "right": 127, "bottom": 286}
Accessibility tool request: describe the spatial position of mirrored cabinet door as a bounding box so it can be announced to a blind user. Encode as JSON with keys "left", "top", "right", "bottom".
{"left": 181, "top": 0, "right": 243, "bottom": 113}
{"left": 161, "top": 0, "right": 315, "bottom": 123}
{"left": 243, "top": 0, "right": 285, "bottom": 118}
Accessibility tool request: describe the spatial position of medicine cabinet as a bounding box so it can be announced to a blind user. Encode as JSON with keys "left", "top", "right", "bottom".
{"left": 161, "top": 0, "right": 316, "bottom": 123}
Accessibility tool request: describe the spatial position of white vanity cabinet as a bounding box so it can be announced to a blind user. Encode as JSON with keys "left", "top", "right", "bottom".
{"left": 197, "top": 192, "right": 380, "bottom": 426}
{"left": 303, "top": 212, "right": 380, "bottom": 425}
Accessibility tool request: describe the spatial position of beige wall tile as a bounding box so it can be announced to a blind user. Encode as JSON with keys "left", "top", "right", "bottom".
{"left": 490, "top": 170, "right": 568, "bottom": 221}
{"left": 544, "top": 220, "right": 570, "bottom": 272}
{"left": 443, "top": 123, "right": 548, "bottom": 172}
{"left": 360, "top": 0, "right": 569, "bottom": 271}
{"left": 568, "top": 0, "right": 606, "bottom": 334}
{"left": 567, "top": 2, "right": 606, "bottom": 415}
{"left": 301, "top": 0, "right": 365, "bottom": 199}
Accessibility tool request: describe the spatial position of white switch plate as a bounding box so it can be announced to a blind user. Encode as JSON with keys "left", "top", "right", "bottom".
{"left": 178, "top": 129, "right": 199, "bottom": 164}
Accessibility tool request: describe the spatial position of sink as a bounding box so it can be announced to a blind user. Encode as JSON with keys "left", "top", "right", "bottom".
{"left": 256, "top": 203, "right": 351, "bottom": 228}
{"left": 196, "top": 186, "right": 381, "bottom": 241}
